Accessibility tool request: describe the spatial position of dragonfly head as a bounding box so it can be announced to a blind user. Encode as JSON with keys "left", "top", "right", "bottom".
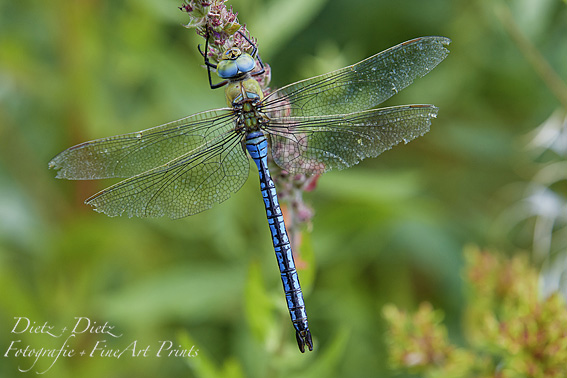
{"left": 217, "top": 47, "right": 256, "bottom": 80}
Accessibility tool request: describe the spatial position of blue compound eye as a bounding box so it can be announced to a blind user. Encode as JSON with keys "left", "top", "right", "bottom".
{"left": 236, "top": 53, "right": 255, "bottom": 74}
{"left": 217, "top": 59, "right": 238, "bottom": 79}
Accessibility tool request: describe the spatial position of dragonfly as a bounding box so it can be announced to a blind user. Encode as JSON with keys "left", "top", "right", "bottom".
{"left": 49, "top": 32, "right": 450, "bottom": 353}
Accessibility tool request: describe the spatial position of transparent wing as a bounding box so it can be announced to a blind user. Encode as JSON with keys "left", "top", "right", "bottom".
{"left": 85, "top": 129, "right": 249, "bottom": 218}
{"left": 262, "top": 37, "right": 450, "bottom": 117}
{"left": 48, "top": 108, "right": 235, "bottom": 179}
{"left": 267, "top": 105, "right": 437, "bottom": 175}
{"left": 49, "top": 108, "right": 251, "bottom": 219}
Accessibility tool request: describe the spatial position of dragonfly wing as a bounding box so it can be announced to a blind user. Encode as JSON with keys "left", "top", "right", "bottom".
{"left": 262, "top": 37, "right": 450, "bottom": 117}
{"left": 268, "top": 104, "right": 437, "bottom": 175}
{"left": 84, "top": 129, "right": 250, "bottom": 218}
{"left": 49, "top": 108, "right": 235, "bottom": 179}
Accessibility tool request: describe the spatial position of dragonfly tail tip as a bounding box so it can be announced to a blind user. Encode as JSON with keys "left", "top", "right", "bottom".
{"left": 296, "top": 330, "right": 314, "bottom": 353}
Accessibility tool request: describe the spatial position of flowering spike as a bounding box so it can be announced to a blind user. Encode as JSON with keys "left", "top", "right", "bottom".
{"left": 179, "top": 0, "right": 270, "bottom": 90}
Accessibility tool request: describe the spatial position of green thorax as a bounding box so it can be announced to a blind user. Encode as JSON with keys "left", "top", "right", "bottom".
{"left": 225, "top": 78, "right": 265, "bottom": 132}
{"left": 225, "top": 77, "right": 264, "bottom": 107}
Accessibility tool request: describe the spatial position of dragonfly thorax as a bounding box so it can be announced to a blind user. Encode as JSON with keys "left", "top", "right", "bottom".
{"left": 225, "top": 76, "right": 264, "bottom": 107}
{"left": 227, "top": 78, "right": 268, "bottom": 133}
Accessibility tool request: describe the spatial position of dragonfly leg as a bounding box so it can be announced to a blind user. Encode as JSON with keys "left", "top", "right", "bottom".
{"left": 237, "top": 30, "right": 258, "bottom": 57}
{"left": 197, "top": 44, "right": 217, "bottom": 69}
{"left": 251, "top": 55, "right": 265, "bottom": 77}
{"left": 237, "top": 30, "right": 265, "bottom": 77}
{"left": 200, "top": 28, "right": 229, "bottom": 89}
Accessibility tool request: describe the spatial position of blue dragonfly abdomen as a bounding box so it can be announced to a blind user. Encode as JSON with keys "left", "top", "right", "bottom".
{"left": 245, "top": 130, "right": 313, "bottom": 352}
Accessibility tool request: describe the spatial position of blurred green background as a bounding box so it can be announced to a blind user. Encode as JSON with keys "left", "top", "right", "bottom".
{"left": 1, "top": 0, "right": 566, "bottom": 377}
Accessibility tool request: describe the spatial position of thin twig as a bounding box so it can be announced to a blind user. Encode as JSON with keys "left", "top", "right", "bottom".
{"left": 495, "top": 3, "right": 567, "bottom": 111}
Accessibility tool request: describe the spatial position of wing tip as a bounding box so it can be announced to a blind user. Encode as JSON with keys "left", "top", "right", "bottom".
{"left": 436, "top": 36, "right": 452, "bottom": 46}
{"left": 48, "top": 156, "right": 67, "bottom": 179}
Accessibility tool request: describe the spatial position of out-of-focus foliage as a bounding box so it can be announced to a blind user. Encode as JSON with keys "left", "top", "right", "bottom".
{"left": 1, "top": 0, "right": 566, "bottom": 377}
{"left": 384, "top": 247, "right": 567, "bottom": 378}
